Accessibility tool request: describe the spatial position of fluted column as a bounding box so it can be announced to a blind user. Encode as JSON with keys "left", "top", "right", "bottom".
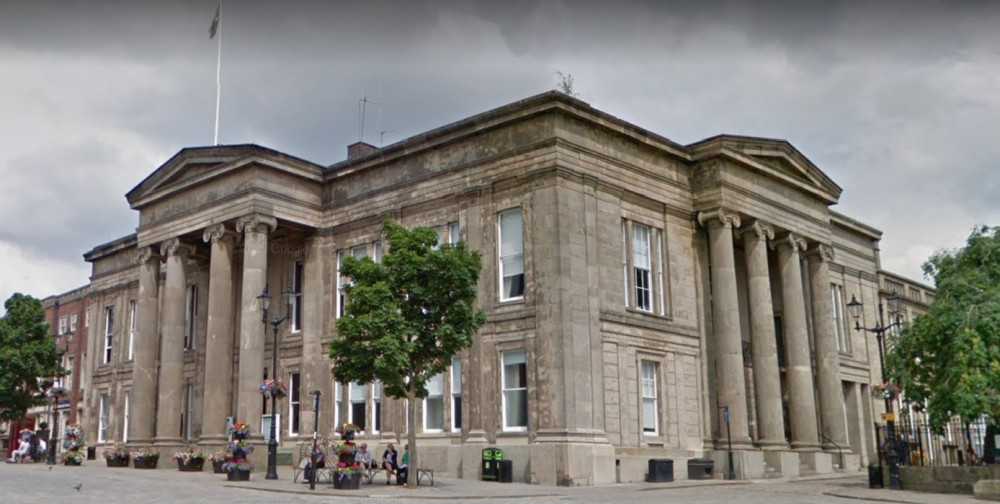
{"left": 774, "top": 233, "right": 820, "bottom": 450}
{"left": 155, "top": 237, "right": 192, "bottom": 445}
{"left": 130, "top": 246, "right": 161, "bottom": 445}
{"left": 697, "top": 208, "right": 751, "bottom": 448}
{"left": 200, "top": 224, "right": 236, "bottom": 445}
{"left": 300, "top": 235, "right": 331, "bottom": 436}
{"left": 235, "top": 214, "right": 275, "bottom": 428}
{"left": 740, "top": 220, "right": 785, "bottom": 448}
{"left": 807, "top": 243, "right": 850, "bottom": 451}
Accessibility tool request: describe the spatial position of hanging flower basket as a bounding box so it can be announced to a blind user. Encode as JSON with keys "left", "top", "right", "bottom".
{"left": 259, "top": 378, "right": 287, "bottom": 399}
{"left": 872, "top": 381, "right": 901, "bottom": 401}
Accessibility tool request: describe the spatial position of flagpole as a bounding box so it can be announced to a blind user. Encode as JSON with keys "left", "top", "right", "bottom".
{"left": 214, "top": 0, "right": 223, "bottom": 146}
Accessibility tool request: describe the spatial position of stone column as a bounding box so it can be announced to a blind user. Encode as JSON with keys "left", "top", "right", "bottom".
{"left": 697, "top": 208, "right": 751, "bottom": 448}
{"left": 235, "top": 214, "right": 275, "bottom": 428}
{"left": 807, "top": 244, "right": 850, "bottom": 451}
{"left": 199, "top": 224, "right": 236, "bottom": 446}
{"left": 155, "top": 237, "right": 192, "bottom": 445}
{"left": 774, "top": 233, "right": 820, "bottom": 450}
{"left": 130, "top": 246, "right": 161, "bottom": 445}
{"left": 300, "top": 234, "right": 332, "bottom": 437}
{"left": 740, "top": 220, "right": 786, "bottom": 449}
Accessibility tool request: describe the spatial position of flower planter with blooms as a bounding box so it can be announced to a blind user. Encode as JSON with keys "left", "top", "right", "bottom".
{"left": 259, "top": 378, "right": 287, "bottom": 399}
{"left": 131, "top": 447, "right": 160, "bottom": 469}
{"left": 872, "top": 381, "right": 901, "bottom": 401}
{"left": 63, "top": 424, "right": 84, "bottom": 439}
{"left": 333, "top": 462, "right": 363, "bottom": 490}
{"left": 62, "top": 451, "right": 85, "bottom": 466}
{"left": 336, "top": 442, "right": 357, "bottom": 465}
{"left": 231, "top": 421, "right": 251, "bottom": 439}
{"left": 174, "top": 450, "right": 206, "bottom": 472}
{"left": 224, "top": 420, "right": 254, "bottom": 481}
{"left": 335, "top": 422, "right": 360, "bottom": 441}
{"left": 103, "top": 444, "right": 131, "bottom": 467}
{"left": 209, "top": 450, "right": 229, "bottom": 473}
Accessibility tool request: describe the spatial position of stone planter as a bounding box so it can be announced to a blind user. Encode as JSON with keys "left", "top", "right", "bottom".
{"left": 177, "top": 458, "right": 205, "bottom": 472}
{"left": 106, "top": 457, "right": 130, "bottom": 468}
{"left": 133, "top": 456, "right": 159, "bottom": 469}
{"left": 332, "top": 472, "right": 361, "bottom": 490}
{"left": 227, "top": 469, "right": 251, "bottom": 481}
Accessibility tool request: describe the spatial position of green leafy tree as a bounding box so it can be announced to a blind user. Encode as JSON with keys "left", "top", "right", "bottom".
{"left": 331, "top": 218, "right": 487, "bottom": 487}
{"left": 886, "top": 225, "right": 1000, "bottom": 430}
{"left": 0, "top": 293, "right": 63, "bottom": 421}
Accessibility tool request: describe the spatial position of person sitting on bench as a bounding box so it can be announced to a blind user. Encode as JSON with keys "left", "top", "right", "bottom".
{"left": 381, "top": 443, "right": 399, "bottom": 485}
{"left": 397, "top": 444, "right": 410, "bottom": 485}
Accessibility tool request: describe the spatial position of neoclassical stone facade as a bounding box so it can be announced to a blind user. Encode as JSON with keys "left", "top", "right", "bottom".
{"left": 79, "top": 91, "right": 924, "bottom": 485}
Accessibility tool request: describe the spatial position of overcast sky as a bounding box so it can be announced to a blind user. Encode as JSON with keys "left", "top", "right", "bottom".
{"left": 2, "top": 0, "right": 998, "bottom": 310}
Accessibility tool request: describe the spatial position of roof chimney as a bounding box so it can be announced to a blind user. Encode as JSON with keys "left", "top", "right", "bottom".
{"left": 347, "top": 141, "right": 378, "bottom": 160}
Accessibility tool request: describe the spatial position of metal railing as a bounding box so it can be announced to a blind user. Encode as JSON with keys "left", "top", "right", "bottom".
{"left": 876, "top": 415, "right": 993, "bottom": 467}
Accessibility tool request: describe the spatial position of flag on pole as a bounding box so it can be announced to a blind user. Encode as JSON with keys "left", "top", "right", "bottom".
{"left": 209, "top": 4, "right": 220, "bottom": 39}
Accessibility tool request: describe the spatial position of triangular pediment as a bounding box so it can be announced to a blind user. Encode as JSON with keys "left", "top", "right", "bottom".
{"left": 126, "top": 144, "right": 325, "bottom": 210}
{"left": 687, "top": 135, "right": 842, "bottom": 204}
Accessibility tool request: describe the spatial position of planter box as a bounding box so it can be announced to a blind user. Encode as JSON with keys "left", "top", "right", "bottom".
{"left": 106, "top": 457, "right": 130, "bottom": 468}
{"left": 333, "top": 472, "right": 362, "bottom": 490}
{"left": 212, "top": 460, "right": 226, "bottom": 473}
{"left": 178, "top": 459, "right": 205, "bottom": 472}
{"left": 133, "top": 457, "right": 159, "bottom": 469}
{"left": 227, "top": 469, "right": 251, "bottom": 481}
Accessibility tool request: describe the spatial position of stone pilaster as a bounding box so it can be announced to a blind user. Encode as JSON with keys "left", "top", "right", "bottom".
{"left": 773, "top": 233, "right": 820, "bottom": 450}
{"left": 300, "top": 234, "right": 331, "bottom": 437}
{"left": 235, "top": 213, "right": 275, "bottom": 429}
{"left": 199, "top": 224, "right": 236, "bottom": 446}
{"left": 155, "top": 237, "right": 193, "bottom": 445}
{"left": 739, "top": 220, "right": 785, "bottom": 449}
{"left": 807, "top": 243, "right": 850, "bottom": 452}
{"left": 130, "top": 246, "right": 161, "bottom": 445}
{"left": 697, "top": 208, "right": 752, "bottom": 448}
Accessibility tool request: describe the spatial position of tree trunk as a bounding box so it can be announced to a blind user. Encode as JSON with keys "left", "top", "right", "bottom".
{"left": 407, "top": 384, "right": 418, "bottom": 489}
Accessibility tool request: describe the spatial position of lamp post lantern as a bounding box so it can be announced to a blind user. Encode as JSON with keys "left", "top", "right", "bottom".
{"left": 257, "top": 285, "right": 296, "bottom": 480}
{"left": 847, "top": 292, "right": 903, "bottom": 490}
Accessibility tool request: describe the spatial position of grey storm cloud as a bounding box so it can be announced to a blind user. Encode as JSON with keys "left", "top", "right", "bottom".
{"left": 1, "top": 0, "right": 999, "bottom": 306}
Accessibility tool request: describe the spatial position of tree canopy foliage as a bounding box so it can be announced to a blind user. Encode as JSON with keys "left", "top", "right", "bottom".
{"left": 0, "top": 293, "right": 63, "bottom": 421}
{"left": 331, "top": 218, "right": 486, "bottom": 486}
{"left": 886, "top": 226, "right": 1000, "bottom": 429}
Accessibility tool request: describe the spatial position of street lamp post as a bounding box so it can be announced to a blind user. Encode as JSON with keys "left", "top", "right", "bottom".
{"left": 309, "top": 390, "right": 321, "bottom": 491}
{"left": 847, "top": 292, "right": 903, "bottom": 490}
{"left": 257, "top": 286, "right": 295, "bottom": 480}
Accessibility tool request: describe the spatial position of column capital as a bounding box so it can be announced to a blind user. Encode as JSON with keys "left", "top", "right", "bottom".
{"left": 203, "top": 223, "right": 237, "bottom": 244}
{"left": 739, "top": 220, "right": 774, "bottom": 241}
{"left": 236, "top": 213, "right": 277, "bottom": 234}
{"left": 771, "top": 232, "right": 807, "bottom": 253}
{"left": 806, "top": 243, "right": 835, "bottom": 263}
{"left": 697, "top": 208, "right": 741, "bottom": 229}
{"left": 160, "top": 237, "right": 195, "bottom": 258}
{"left": 133, "top": 245, "right": 160, "bottom": 265}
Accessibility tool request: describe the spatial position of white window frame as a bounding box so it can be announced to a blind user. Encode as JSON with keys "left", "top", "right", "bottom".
{"left": 336, "top": 250, "right": 346, "bottom": 319}
{"left": 69, "top": 313, "right": 78, "bottom": 332}
{"left": 423, "top": 372, "right": 445, "bottom": 432}
{"left": 128, "top": 300, "right": 136, "bottom": 360}
{"left": 98, "top": 393, "right": 109, "bottom": 443}
{"left": 831, "top": 284, "right": 849, "bottom": 352}
{"left": 498, "top": 208, "right": 525, "bottom": 301}
{"left": 184, "top": 285, "right": 198, "bottom": 350}
{"left": 501, "top": 349, "right": 528, "bottom": 431}
{"left": 622, "top": 220, "right": 667, "bottom": 315}
{"left": 103, "top": 306, "right": 114, "bottom": 364}
{"left": 261, "top": 413, "right": 281, "bottom": 444}
{"left": 291, "top": 261, "right": 303, "bottom": 332}
{"left": 451, "top": 355, "right": 462, "bottom": 432}
{"left": 64, "top": 356, "right": 73, "bottom": 392}
{"left": 288, "top": 372, "right": 300, "bottom": 437}
{"left": 640, "top": 360, "right": 659, "bottom": 435}
{"left": 448, "top": 221, "right": 460, "bottom": 244}
{"left": 85, "top": 308, "right": 90, "bottom": 328}
{"left": 333, "top": 381, "right": 343, "bottom": 425}
{"left": 372, "top": 380, "right": 381, "bottom": 435}
{"left": 349, "top": 381, "right": 366, "bottom": 433}
{"left": 58, "top": 316, "right": 67, "bottom": 335}
{"left": 122, "top": 391, "right": 130, "bottom": 443}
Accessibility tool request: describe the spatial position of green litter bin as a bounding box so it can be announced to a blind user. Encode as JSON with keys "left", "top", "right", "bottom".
{"left": 482, "top": 447, "right": 503, "bottom": 481}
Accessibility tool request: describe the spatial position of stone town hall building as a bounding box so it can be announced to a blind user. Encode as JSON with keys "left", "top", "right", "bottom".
{"left": 78, "top": 91, "right": 929, "bottom": 485}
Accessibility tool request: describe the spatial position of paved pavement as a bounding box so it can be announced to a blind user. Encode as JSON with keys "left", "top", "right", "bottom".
{"left": 0, "top": 461, "right": 987, "bottom": 504}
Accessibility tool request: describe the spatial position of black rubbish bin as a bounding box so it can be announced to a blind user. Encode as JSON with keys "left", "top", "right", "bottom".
{"left": 868, "top": 465, "right": 884, "bottom": 489}
{"left": 86, "top": 446, "right": 96, "bottom": 460}
{"left": 687, "top": 458, "right": 714, "bottom": 480}
{"left": 499, "top": 459, "right": 513, "bottom": 483}
{"left": 482, "top": 447, "right": 502, "bottom": 481}
{"left": 647, "top": 459, "right": 674, "bottom": 483}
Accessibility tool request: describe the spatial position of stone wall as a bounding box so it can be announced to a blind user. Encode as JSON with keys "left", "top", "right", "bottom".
{"left": 898, "top": 465, "right": 1000, "bottom": 494}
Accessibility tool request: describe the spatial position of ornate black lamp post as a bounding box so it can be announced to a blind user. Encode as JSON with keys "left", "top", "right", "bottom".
{"left": 257, "top": 286, "right": 295, "bottom": 480}
{"left": 847, "top": 291, "right": 903, "bottom": 490}
{"left": 309, "top": 390, "right": 321, "bottom": 491}
{"left": 45, "top": 386, "right": 63, "bottom": 465}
